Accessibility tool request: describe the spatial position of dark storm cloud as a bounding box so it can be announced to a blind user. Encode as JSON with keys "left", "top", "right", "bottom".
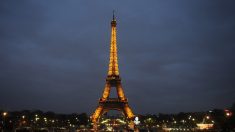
{"left": 0, "top": 0, "right": 235, "bottom": 114}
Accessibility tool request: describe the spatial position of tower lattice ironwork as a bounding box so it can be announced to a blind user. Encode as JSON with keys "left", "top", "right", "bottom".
{"left": 91, "top": 13, "right": 134, "bottom": 123}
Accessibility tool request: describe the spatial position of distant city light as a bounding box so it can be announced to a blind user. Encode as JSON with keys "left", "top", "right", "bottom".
{"left": 188, "top": 115, "right": 192, "bottom": 119}
{"left": 134, "top": 117, "right": 140, "bottom": 125}
{"left": 3, "top": 112, "right": 7, "bottom": 116}
{"left": 224, "top": 109, "right": 232, "bottom": 118}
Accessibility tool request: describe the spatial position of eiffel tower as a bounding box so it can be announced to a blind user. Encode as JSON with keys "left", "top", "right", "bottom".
{"left": 91, "top": 12, "right": 135, "bottom": 123}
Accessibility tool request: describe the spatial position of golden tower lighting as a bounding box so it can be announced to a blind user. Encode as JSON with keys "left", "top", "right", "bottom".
{"left": 91, "top": 12, "right": 135, "bottom": 124}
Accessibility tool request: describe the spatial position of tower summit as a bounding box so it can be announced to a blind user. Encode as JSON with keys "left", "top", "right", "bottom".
{"left": 108, "top": 10, "right": 119, "bottom": 77}
{"left": 91, "top": 13, "right": 135, "bottom": 124}
{"left": 111, "top": 10, "right": 116, "bottom": 26}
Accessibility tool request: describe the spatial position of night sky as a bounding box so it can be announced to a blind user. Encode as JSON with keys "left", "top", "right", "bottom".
{"left": 1, "top": 1, "right": 235, "bottom": 114}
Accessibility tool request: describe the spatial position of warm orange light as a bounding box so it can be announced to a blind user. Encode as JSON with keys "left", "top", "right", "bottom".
{"left": 117, "top": 83, "right": 126, "bottom": 100}
{"left": 124, "top": 106, "right": 134, "bottom": 119}
{"left": 108, "top": 24, "right": 119, "bottom": 76}
{"left": 102, "top": 83, "right": 111, "bottom": 99}
{"left": 197, "top": 123, "right": 213, "bottom": 130}
{"left": 3, "top": 112, "right": 7, "bottom": 116}
{"left": 91, "top": 106, "right": 103, "bottom": 123}
{"left": 91, "top": 15, "right": 135, "bottom": 125}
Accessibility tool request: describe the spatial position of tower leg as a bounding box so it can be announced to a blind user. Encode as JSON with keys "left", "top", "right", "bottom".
{"left": 116, "top": 83, "right": 126, "bottom": 101}
{"left": 101, "top": 83, "right": 111, "bottom": 100}
{"left": 93, "top": 122, "right": 98, "bottom": 132}
{"left": 124, "top": 105, "right": 135, "bottom": 119}
{"left": 128, "top": 120, "right": 135, "bottom": 130}
{"left": 91, "top": 106, "right": 103, "bottom": 123}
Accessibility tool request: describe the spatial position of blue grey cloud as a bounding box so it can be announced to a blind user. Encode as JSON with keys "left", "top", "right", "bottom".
{"left": 0, "top": 0, "right": 235, "bottom": 114}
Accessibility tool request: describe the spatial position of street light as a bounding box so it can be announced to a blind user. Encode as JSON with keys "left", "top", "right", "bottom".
{"left": 2, "top": 112, "right": 8, "bottom": 130}
{"left": 3, "top": 112, "right": 7, "bottom": 117}
{"left": 225, "top": 110, "right": 232, "bottom": 117}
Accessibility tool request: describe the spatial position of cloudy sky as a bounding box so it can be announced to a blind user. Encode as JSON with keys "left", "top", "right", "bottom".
{"left": 1, "top": 0, "right": 235, "bottom": 114}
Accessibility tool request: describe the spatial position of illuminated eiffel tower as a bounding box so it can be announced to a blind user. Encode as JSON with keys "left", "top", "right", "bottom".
{"left": 91, "top": 12, "right": 135, "bottom": 123}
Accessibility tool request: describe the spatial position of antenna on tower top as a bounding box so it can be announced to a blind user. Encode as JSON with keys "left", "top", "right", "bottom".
{"left": 111, "top": 10, "right": 117, "bottom": 26}
{"left": 113, "top": 10, "right": 115, "bottom": 20}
